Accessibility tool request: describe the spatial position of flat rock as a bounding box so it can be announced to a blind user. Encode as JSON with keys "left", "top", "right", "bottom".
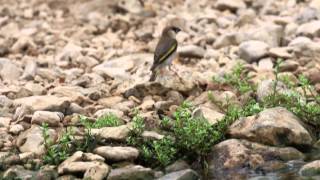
{"left": 178, "top": 45, "right": 205, "bottom": 59}
{"left": 94, "top": 146, "right": 139, "bottom": 162}
{"left": 157, "top": 169, "right": 199, "bottom": 180}
{"left": 108, "top": 165, "right": 154, "bottom": 180}
{"left": 13, "top": 95, "right": 70, "bottom": 112}
{"left": 31, "top": 111, "right": 64, "bottom": 126}
{"left": 228, "top": 107, "right": 313, "bottom": 146}
{"left": 92, "top": 124, "right": 131, "bottom": 141}
{"left": 216, "top": 0, "right": 246, "bottom": 11}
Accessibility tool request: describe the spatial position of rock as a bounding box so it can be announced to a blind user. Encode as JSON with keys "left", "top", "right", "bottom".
{"left": 56, "top": 42, "right": 82, "bottom": 67}
{"left": 0, "top": 58, "right": 21, "bottom": 81}
{"left": 256, "top": 79, "right": 288, "bottom": 101}
{"left": 94, "top": 108, "right": 124, "bottom": 119}
{"left": 295, "top": 7, "right": 319, "bottom": 24}
{"left": 208, "top": 139, "right": 304, "bottom": 180}
{"left": 49, "top": 86, "right": 86, "bottom": 104}
{"left": 20, "top": 59, "right": 37, "bottom": 80}
{"left": 258, "top": 58, "right": 273, "bottom": 71}
{"left": 310, "top": 0, "right": 320, "bottom": 10}
{"left": 239, "top": 40, "right": 269, "bottom": 63}
{"left": 178, "top": 45, "right": 205, "bottom": 59}
{"left": 124, "top": 82, "right": 170, "bottom": 98}
{"left": 213, "top": 33, "right": 238, "bottom": 49}
{"left": 228, "top": 107, "right": 313, "bottom": 146}
{"left": 13, "top": 95, "right": 70, "bottom": 112}
{"left": 108, "top": 165, "right": 154, "bottom": 180}
{"left": 158, "top": 169, "right": 199, "bottom": 180}
{"left": 215, "top": 0, "right": 246, "bottom": 12}
{"left": 2, "top": 165, "right": 36, "bottom": 179}
{"left": 268, "top": 47, "right": 293, "bottom": 59}
{"left": 83, "top": 162, "right": 110, "bottom": 180}
{"left": 58, "top": 151, "right": 109, "bottom": 177}
{"left": 92, "top": 124, "right": 131, "bottom": 141}
{"left": 237, "top": 23, "right": 283, "bottom": 47}
{"left": 299, "top": 160, "right": 320, "bottom": 176}
{"left": 9, "top": 124, "right": 24, "bottom": 135}
{"left": 305, "top": 67, "right": 320, "bottom": 84}
{"left": 93, "top": 53, "right": 152, "bottom": 93}
{"left": 11, "top": 36, "right": 36, "bottom": 54}
{"left": 165, "top": 160, "right": 190, "bottom": 173}
{"left": 94, "top": 146, "right": 139, "bottom": 162}
{"left": 192, "top": 105, "right": 224, "bottom": 125}
{"left": 98, "top": 96, "right": 124, "bottom": 107}
{"left": 142, "top": 131, "right": 164, "bottom": 140}
{"left": 279, "top": 60, "right": 299, "bottom": 72}
{"left": 16, "top": 125, "right": 56, "bottom": 155}
{"left": 31, "top": 111, "right": 64, "bottom": 127}
{"left": 297, "top": 20, "right": 320, "bottom": 38}
{"left": 0, "top": 117, "right": 11, "bottom": 128}
{"left": 24, "top": 82, "right": 45, "bottom": 96}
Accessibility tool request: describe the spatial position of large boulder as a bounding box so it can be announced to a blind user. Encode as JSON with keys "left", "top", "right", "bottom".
{"left": 228, "top": 107, "right": 313, "bottom": 146}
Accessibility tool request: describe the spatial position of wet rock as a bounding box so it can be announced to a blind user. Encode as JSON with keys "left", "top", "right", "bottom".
{"left": 158, "top": 169, "right": 199, "bottom": 180}
{"left": 92, "top": 124, "right": 132, "bottom": 141}
{"left": 108, "top": 165, "right": 154, "bottom": 180}
{"left": 215, "top": 0, "right": 246, "bottom": 12}
{"left": 297, "top": 20, "right": 320, "bottom": 38}
{"left": 16, "top": 125, "right": 56, "bottom": 155}
{"left": 178, "top": 45, "right": 205, "bottom": 59}
{"left": 299, "top": 160, "right": 320, "bottom": 176}
{"left": 208, "top": 139, "right": 304, "bottom": 180}
{"left": 31, "top": 111, "right": 64, "bottom": 127}
{"left": 13, "top": 95, "right": 70, "bottom": 112}
{"left": 239, "top": 40, "right": 269, "bottom": 63}
{"left": 0, "top": 58, "right": 21, "bottom": 81}
{"left": 94, "top": 146, "right": 139, "bottom": 162}
{"left": 228, "top": 107, "right": 313, "bottom": 146}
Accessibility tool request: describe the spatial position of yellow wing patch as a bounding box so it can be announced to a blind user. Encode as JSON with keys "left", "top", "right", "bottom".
{"left": 158, "top": 42, "right": 177, "bottom": 63}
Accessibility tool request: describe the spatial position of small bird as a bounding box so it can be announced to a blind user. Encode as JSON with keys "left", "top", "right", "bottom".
{"left": 149, "top": 26, "right": 181, "bottom": 81}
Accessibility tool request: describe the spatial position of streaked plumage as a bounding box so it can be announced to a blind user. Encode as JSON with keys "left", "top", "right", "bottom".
{"left": 150, "top": 26, "right": 181, "bottom": 81}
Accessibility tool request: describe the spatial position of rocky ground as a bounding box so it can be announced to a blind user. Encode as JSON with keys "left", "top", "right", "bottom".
{"left": 1, "top": 0, "right": 320, "bottom": 179}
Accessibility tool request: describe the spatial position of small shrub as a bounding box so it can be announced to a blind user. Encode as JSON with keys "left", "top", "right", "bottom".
{"left": 93, "top": 113, "right": 120, "bottom": 128}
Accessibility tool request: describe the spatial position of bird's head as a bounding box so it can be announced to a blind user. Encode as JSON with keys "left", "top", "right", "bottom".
{"left": 162, "top": 26, "right": 181, "bottom": 38}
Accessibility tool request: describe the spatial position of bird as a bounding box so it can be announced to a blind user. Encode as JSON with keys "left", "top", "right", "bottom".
{"left": 149, "top": 26, "right": 181, "bottom": 81}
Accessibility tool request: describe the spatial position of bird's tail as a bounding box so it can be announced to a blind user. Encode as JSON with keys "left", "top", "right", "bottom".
{"left": 149, "top": 70, "right": 157, "bottom": 81}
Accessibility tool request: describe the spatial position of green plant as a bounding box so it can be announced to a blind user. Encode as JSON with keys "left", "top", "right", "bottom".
{"left": 213, "top": 63, "right": 254, "bottom": 94}
{"left": 79, "top": 115, "right": 97, "bottom": 152}
{"left": 93, "top": 113, "right": 120, "bottom": 128}
{"left": 153, "top": 137, "right": 177, "bottom": 166}
{"left": 41, "top": 123, "right": 75, "bottom": 165}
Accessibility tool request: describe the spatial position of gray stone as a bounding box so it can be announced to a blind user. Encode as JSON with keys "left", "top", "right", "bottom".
{"left": 158, "top": 169, "right": 199, "bottom": 180}
{"left": 178, "top": 45, "right": 205, "bottom": 59}
{"left": 239, "top": 40, "right": 269, "bottom": 63}
{"left": 299, "top": 160, "right": 320, "bottom": 176}
{"left": 108, "top": 165, "right": 154, "bottom": 180}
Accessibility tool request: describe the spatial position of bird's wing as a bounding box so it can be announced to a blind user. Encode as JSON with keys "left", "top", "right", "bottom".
{"left": 151, "top": 37, "right": 177, "bottom": 70}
